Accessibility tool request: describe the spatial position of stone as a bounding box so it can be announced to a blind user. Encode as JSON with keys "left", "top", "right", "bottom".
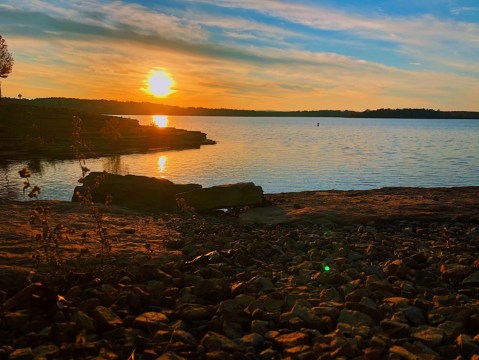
{"left": 402, "top": 306, "right": 427, "bottom": 326}
{"left": 238, "top": 206, "right": 291, "bottom": 226}
{"left": 463, "top": 270, "right": 479, "bottom": 286}
{"left": 8, "top": 348, "right": 34, "bottom": 360}
{"left": 236, "top": 333, "right": 264, "bottom": 348}
{"left": 440, "top": 264, "right": 474, "bottom": 281}
{"left": 178, "top": 304, "right": 212, "bottom": 321}
{"left": 94, "top": 306, "right": 123, "bottom": 330}
{"left": 0, "top": 266, "right": 32, "bottom": 297}
{"left": 338, "top": 309, "right": 376, "bottom": 327}
{"left": 274, "top": 332, "right": 309, "bottom": 349}
{"left": 437, "top": 321, "right": 464, "bottom": 341}
{"left": 156, "top": 351, "right": 187, "bottom": 360}
{"left": 176, "top": 182, "right": 263, "bottom": 211}
{"left": 133, "top": 312, "right": 169, "bottom": 331}
{"left": 73, "top": 310, "right": 96, "bottom": 333}
{"left": 380, "top": 320, "right": 411, "bottom": 338}
{"left": 4, "top": 311, "right": 29, "bottom": 330}
{"left": 411, "top": 325, "right": 445, "bottom": 347}
{"left": 32, "top": 345, "right": 59, "bottom": 359}
{"left": 455, "top": 334, "right": 479, "bottom": 357}
{"left": 73, "top": 172, "right": 201, "bottom": 211}
{"left": 200, "top": 332, "right": 238, "bottom": 352}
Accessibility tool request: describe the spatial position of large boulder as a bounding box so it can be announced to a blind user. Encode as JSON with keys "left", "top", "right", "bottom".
{"left": 176, "top": 182, "right": 263, "bottom": 211}
{"left": 72, "top": 172, "right": 201, "bottom": 211}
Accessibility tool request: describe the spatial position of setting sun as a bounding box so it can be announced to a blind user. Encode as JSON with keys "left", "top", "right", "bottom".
{"left": 147, "top": 70, "right": 174, "bottom": 97}
{"left": 152, "top": 115, "right": 169, "bottom": 128}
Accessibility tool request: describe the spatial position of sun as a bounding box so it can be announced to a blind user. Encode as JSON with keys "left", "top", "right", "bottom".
{"left": 146, "top": 70, "right": 175, "bottom": 97}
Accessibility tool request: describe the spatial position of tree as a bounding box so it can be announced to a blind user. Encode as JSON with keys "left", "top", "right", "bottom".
{"left": 0, "top": 35, "right": 14, "bottom": 100}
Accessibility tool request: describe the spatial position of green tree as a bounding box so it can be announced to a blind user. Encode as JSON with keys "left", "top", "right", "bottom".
{"left": 0, "top": 35, "right": 14, "bottom": 100}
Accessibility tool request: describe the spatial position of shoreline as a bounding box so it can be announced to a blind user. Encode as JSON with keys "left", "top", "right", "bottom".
{"left": 1, "top": 186, "right": 478, "bottom": 358}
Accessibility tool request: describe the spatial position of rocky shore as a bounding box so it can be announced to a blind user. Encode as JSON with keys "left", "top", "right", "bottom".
{"left": 0, "top": 187, "right": 478, "bottom": 359}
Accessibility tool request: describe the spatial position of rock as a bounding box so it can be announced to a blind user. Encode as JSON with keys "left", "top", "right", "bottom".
{"left": 402, "top": 306, "right": 427, "bottom": 326}
{"left": 238, "top": 206, "right": 290, "bottom": 226}
{"left": 133, "top": 312, "right": 169, "bottom": 331}
{"left": 437, "top": 321, "right": 464, "bottom": 341}
{"left": 178, "top": 304, "right": 212, "bottom": 321}
{"left": 94, "top": 306, "right": 123, "bottom": 330}
{"left": 176, "top": 182, "right": 263, "bottom": 211}
{"left": 463, "top": 270, "right": 479, "bottom": 286}
{"left": 8, "top": 348, "right": 34, "bottom": 360}
{"left": 4, "top": 311, "right": 29, "bottom": 331}
{"left": 156, "top": 352, "right": 187, "bottom": 360}
{"left": 411, "top": 325, "right": 445, "bottom": 347}
{"left": 338, "top": 309, "right": 376, "bottom": 327}
{"left": 32, "top": 345, "right": 59, "bottom": 359}
{"left": 0, "top": 266, "right": 31, "bottom": 297}
{"left": 455, "top": 334, "right": 479, "bottom": 357}
{"left": 73, "top": 310, "right": 96, "bottom": 333}
{"left": 274, "top": 332, "right": 309, "bottom": 349}
{"left": 200, "top": 332, "right": 238, "bottom": 353}
{"left": 380, "top": 320, "right": 411, "bottom": 338}
{"left": 73, "top": 172, "right": 201, "bottom": 211}
{"left": 440, "top": 264, "right": 474, "bottom": 281}
{"left": 235, "top": 333, "right": 264, "bottom": 348}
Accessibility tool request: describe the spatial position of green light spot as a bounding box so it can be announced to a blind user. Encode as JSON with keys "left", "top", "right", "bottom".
{"left": 324, "top": 265, "right": 330, "bottom": 271}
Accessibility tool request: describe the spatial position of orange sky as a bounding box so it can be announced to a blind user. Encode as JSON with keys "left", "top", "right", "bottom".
{"left": 1, "top": 1, "right": 479, "bottom": 111}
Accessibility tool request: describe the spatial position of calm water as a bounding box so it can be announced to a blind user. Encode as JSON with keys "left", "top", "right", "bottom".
{"left": 1, "top": 116, "right": 478, "bottom": 200}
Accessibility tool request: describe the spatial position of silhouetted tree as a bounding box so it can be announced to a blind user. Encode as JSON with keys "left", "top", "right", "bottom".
{"left": 18, "top": 94, "right": 22, "bottom": 99}
{"left": 0, "top": 35, "right": 14, "bottom": 100}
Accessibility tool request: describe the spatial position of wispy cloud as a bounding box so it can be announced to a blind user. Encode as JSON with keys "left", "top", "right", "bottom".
{"left": 1, "top": 0, "right": 478, "bottom": 110}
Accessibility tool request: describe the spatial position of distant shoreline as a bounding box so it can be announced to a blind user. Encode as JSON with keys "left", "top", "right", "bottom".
{"left": 4, "top": 97, "right": 479, "bottom": 119}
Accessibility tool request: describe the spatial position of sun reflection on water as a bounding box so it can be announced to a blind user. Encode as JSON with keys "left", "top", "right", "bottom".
{"left": 157, "top": 155, "right": 167, "bottom": 176}
{"left": 152, "top": 115, "right": 169, "bottom": 128}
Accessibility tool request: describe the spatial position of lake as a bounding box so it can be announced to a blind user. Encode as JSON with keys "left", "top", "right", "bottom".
{"left": 1, "top": 116, "right": 478, "bottom": 200}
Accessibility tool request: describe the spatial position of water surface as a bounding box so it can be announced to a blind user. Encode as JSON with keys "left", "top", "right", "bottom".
{"left": 1, "top": 116, "right": 478, "bottom": 200}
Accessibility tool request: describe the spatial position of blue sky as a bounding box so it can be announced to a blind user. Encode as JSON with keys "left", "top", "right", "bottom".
{"left": 1, "top": 0, "right": 478, "bottom": 110}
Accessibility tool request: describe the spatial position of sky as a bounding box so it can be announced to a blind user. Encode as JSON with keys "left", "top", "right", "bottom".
{"left": 0, "top": 0, "right": 478, "bottom": 111}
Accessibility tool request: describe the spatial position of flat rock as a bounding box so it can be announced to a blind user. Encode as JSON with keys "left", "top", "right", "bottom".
{"left": 462, "top": 270, "right": 479, "bottom": 286}
{"left": 176, "top": 182, "right": 263, "bottom": 211}
{"left": 274, "top": 331, "right": 309, "bottom": 349}
{"left": 73, "top": 172, "right": 201, "bottom": 211}
{"left": 133, "top": 312, "right": 169, "bottom": 330}
{"left": 411, "top": 325, "right": 445, "bottom": 347}
{"left": 0, "top": 265, "right": 32, "bottom": 297}
{"left": 200, "top": 331, "right": 238, "bottom": 352}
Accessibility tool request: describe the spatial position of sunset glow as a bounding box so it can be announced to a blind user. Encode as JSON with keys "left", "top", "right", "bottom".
{"left": 146, "top": 70, "right": 174, "bottom": 97}
{"left": 152, "top": 115, "right": 169, "bottom": 128}
{"left": 157, "top": 155, "right": 167, "bottom": 175}
{"left": 1, "top": 1, "right": 478, "bottom": 110}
